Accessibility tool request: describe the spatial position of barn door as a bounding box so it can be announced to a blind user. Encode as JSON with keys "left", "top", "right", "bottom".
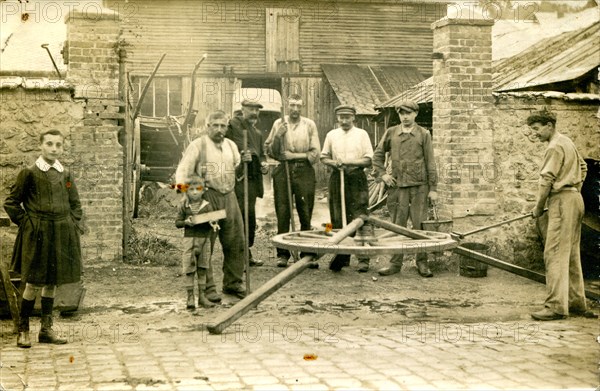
{"left": 266, "top": 8, "right": 300, "bottom": 73}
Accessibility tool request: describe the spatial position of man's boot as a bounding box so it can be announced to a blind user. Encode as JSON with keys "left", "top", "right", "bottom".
{"left": 378, "top": 263, "right": 402, "bottom": 276}
{"left": 204, "top": 290, "right": 222, "bottom": 303}
{"left": 17, "top": 298, "right": 35, "bottom": 348}
{"left": 416, "top": 259, "right": 433, "bottom": 278}
{"left": 38, "top": 297, "right": 67, "bottom": 344}
{"left": 186, "top": 289, "right": 195, "bottom": 310}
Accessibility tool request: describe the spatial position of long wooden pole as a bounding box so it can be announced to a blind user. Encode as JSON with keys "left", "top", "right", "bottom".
{"left": 340, "top": 168, "right": 347, "bottom": 227}
{"left": 367, "top": 216, "right": 598, "bottom": 301}
{"left": 281, "top": 77, "right": 299, "bottom": 261}
{"left": 243, "top": 129, "right": 250, "bottom": 293}
{"left": 132, "top": 53, "right": 166, "bottom": 120}
{"left": 207, "top": 217, "right": 365, "bottom": 334}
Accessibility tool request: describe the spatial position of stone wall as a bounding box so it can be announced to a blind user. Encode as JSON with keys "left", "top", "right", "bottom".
{"left": 431, "top": 16, "right": 599, "bottom": 270}
{"left": 485, "top": 94, "right": 599, "bottom": 269}
{"left": 0, "top": 7, "right": 125, "bottom": 264}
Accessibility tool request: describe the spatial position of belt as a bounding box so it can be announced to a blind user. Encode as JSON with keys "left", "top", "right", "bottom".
{"left": 550, "top": 187, "right": 578, "bottom": 194}
{"left": 287, "top": 160, "right": 310, "bottom": 167}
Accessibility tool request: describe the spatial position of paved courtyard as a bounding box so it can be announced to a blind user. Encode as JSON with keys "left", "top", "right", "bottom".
{"left": 0, "top": 316, "right": 597, "bottom": 390}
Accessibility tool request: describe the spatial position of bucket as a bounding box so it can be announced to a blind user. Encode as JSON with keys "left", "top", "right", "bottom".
{"left": 459, "top": 242, "right": 489, "bottom": 278}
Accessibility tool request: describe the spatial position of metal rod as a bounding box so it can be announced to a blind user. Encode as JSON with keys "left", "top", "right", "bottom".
{"left": 452, "top": 210, "right": 546, "bottom": 239}
{"left": 41, "top": 44, "right": 62, "bottom": 79}
{"left": 207, "top": 217, "right": 365, "bottom": 334}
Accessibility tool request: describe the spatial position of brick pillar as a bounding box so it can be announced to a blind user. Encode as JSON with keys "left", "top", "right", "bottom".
{"left": 65, "top": 8, "right": 125, "bottom": 262}
{"left": 431, "top": 18, "right": 496, "bottom": 219}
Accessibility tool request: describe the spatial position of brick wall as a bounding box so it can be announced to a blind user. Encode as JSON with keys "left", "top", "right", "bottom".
{"left": 65, "top": 7, "right": 124, "bottom": 261}
{"left": 431, "top": 18, "right": 496, "bottom": 220}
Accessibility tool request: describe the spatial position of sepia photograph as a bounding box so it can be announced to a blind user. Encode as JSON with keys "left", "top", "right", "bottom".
{"left": 0, "top": 0, "right": 598, "bottom": 389}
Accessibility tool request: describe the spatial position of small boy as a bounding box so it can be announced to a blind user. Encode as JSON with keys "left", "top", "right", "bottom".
{"left": 175, "top": 175, "right": 220, "bottom": 310}
{"left": 4, "top": 129, "right": 83, "bottom": 348}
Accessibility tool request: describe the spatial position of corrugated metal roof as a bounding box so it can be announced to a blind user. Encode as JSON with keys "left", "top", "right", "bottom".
{"left": 378, "top": 22, "right": 600, "bottom": 107}
{"left": 322, "top": 64, "right": 423, "bottom": 115}
{"left": 494, "top": 22, "right": 599, "bottom": 91}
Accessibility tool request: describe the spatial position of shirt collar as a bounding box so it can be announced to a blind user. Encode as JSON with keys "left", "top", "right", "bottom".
{"left": 36, "top": 156, "right": 64, "bottom": 173}
{"left": 396, "top": 124, "right": 417, "bottom": 136}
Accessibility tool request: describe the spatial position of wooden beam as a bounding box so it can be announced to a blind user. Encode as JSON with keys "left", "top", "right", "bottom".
{"left": 206, "top": 217, "right": 365, "bottom": 334}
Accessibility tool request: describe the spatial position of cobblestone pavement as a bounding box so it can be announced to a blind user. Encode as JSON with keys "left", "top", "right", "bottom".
{"left": 0, "top": 317, "right": 597, "bottom": 390}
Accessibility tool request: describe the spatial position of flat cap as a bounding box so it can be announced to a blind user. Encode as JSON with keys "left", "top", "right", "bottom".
{"left": 334, "top": 105, "right": 356, "bottom": 115}
{"left": 395, "top": 100, "right": 419, "bottom": 113}
{"left": 241, "top": 99, "right": 263, "bottom": 109}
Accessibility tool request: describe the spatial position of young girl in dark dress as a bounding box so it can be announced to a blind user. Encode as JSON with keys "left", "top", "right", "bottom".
{"left": 4, "top": 129, "right": 83, "bottom": 348}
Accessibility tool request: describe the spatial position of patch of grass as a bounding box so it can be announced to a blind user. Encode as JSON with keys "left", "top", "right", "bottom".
{"left": 124, "top": 227, "right": 179, "bottom": 267}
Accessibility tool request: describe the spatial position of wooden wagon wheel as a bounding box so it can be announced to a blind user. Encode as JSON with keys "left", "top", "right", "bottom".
{"left": 131, "top": 117, "right": 142, "bottom": 218}
{"left": 272, "top": 227, "right": 457, "bottom": 257}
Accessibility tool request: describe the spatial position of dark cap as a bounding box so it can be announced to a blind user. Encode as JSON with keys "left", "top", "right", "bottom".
{"left": 334, "top": 105, "right": 356, "bottom": 115}
{"left": 395, "top": 100, "right": 419, "bottom": 113}
{"left": 241, "top": 99, "right": 263, "bottom": 109}
{"left": 526, "top": 109, "right": 557, "bottom": 126}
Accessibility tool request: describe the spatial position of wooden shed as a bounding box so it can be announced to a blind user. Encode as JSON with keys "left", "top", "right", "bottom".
{"left": 106, "top": 0, "right": 447, "bottom": 137}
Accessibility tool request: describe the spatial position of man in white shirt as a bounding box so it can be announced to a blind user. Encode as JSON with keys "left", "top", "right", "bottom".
{"left": 320, "top": 105, "right": 373, "bottom": 272}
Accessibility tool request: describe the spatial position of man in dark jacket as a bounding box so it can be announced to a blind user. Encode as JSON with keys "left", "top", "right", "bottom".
{"left": 226, "top": 99, "right": 268, "bottom": 266}
{"left": 373, "top": 100, "right": 438, "bottom": 278}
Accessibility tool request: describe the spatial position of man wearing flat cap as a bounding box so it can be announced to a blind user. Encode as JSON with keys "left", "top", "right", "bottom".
{"left": 373, "top": 100, "right": 438, "bottom": 278}
{"left": 527, "top": 109, "right": 593, "bottom": 321}
{"left": 226, "top": 99, "right": 269, "bottom": 267}
{"left": 321, "top": 105, "right": 373, "bottom": 272}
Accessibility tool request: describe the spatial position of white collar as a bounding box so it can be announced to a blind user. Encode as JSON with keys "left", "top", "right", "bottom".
{"left": 35, "top": 156, "right": 64, "bottom": 173}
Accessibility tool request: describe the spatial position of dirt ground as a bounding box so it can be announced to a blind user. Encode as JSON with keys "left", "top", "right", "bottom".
{"left": 2, "top": 185, "right": 598, "bottom": 340}
{"left": 40, "top": 185, "right": 594, "bottom": 340}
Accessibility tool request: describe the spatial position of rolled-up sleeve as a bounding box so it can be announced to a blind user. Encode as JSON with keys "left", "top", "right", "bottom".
{"left": 307, "top": 121, "right": 321, "bottom": 165}
{"left": 175, "top": 140, "right": 201, "bottom": 185}
{"left": 539, "top": 146, "right": 562, "bottom": 188}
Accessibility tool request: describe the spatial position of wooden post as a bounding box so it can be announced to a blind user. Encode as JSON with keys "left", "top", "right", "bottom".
{"left": 207, "top": 217, "right": 365, "bottom": 334}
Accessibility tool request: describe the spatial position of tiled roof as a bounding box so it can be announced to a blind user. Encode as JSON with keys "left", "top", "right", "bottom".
{"left": 322, "top": 64, "right": 424, "bottom": 115}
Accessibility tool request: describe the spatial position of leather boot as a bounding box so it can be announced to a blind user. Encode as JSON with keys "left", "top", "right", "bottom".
{"left": 186, "top": 289, "right": 195, "bottom": 310}
{"left": 416, "top": 259, "right": 433, "bottom": 278}
{"left": 197, "top": 269, "right": 215, "bottom": 308}
{"left": 204, "top": 290, "right": 222, "bottom": 303}
{"left": 357, "top": 259, "right": 370, "bottom": 273}
{"left": 17, "top": 298, "right": 35, "bottom": 348}
{"left": 198, "top": 289, "right": 215, "bottom": 308}
{"left": 38, "top": 297, "right": 67, "bottom": 344}
{"left": 378, "top": 263, "right": 402, "bottom": 276}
